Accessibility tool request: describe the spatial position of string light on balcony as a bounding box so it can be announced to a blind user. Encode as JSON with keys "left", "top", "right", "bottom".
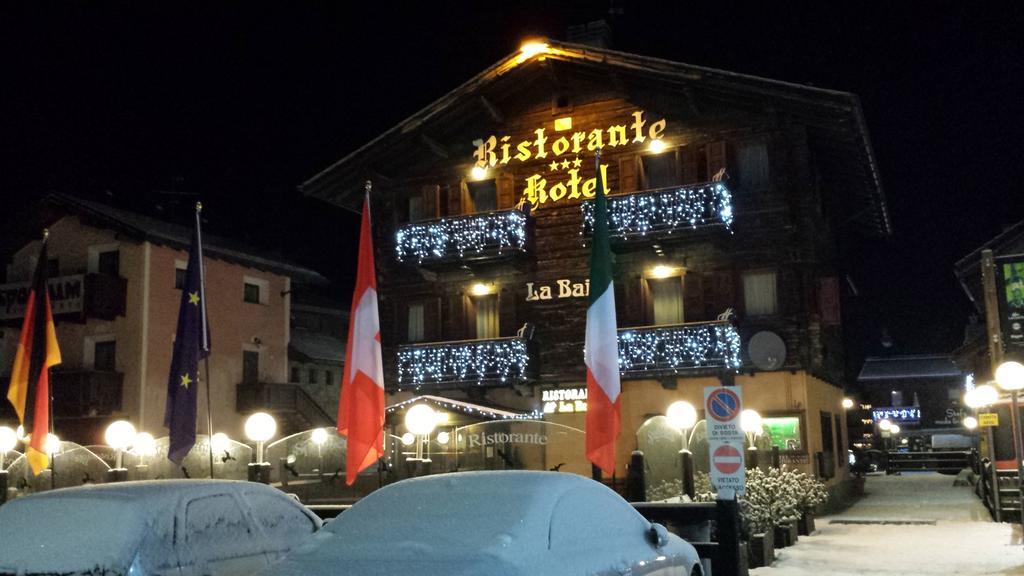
{"left": 386, "top": 396, "right": 542, "bottom": 421}
{"left": 396, "top": 210, "right": 528, "bottom": 263}
{"left": 618, "top": 322, "right": 742, "bottom": 373}
{"left": 397, "top": 338, "right": 530, "bottom": 389}
{"left": 581, "top": 182, "right": 734, "bottom": 239}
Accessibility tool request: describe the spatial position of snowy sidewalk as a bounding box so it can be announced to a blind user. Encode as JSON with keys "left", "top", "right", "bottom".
{"left": 751, "top": 472, "right": 1024, "bottom": 575}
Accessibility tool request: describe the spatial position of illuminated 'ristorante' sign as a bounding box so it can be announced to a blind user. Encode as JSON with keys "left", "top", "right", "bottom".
{"left": 472, "top": 110, "right": 668, "bottom": 206}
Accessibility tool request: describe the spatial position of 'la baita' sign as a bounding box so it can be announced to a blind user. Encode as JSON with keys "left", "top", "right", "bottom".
{"left": 472, "top": 110, "right": 668, "bottom": 207}
{"left": 525, "top": 278, "right": 589, "bottom": 301}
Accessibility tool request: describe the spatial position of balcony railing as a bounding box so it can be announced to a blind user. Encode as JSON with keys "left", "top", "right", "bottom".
{"left": 236, "top": 382, "right": 335, "bottom": 428}
{"left": 395, "top": 209, "right": 529, "bottom": 264}
{"left": 581, "top": 181, "right": 734, "bottom": 241}
{"left": 51, "top": 370, "right": 123, "bottom": 417}
{"left": 396, "top": 336, "right": 532, "bottom": 389}
{"left": 618, "top": 320, "right": 742, "bottom": 375}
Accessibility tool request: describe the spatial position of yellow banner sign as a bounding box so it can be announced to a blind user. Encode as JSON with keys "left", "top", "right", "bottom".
{"left": 979, "top": 413, "right": 999, "bottom": 427}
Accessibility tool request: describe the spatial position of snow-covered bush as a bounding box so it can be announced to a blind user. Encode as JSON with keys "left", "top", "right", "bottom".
{"left": 647, "top": 478, "right": 683, "bottom": 502}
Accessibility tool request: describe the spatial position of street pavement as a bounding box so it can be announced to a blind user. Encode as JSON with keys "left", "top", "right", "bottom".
{"left": 751, "top": 472, "right": 1024, "bottom": 575}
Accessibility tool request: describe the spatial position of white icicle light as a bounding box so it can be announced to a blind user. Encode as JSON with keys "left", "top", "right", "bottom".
{"left": 581, "top": 182, "right": 734, "bottom": 239}
{"left": 396, "top": 210, "right": 528, "bottom": 263}
{"left": 618, "top": 322, "right": 742, "bottom": 373}
{"left": 397, "top": 338, "right": 530, "bottom": 389}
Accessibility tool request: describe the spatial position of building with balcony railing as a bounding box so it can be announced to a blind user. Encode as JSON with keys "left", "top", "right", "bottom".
{"left": 0, "top": 194, "right": 328, "bottom": 444}
{"left": 300, "top": 38, "right": 890, "bottom": 483}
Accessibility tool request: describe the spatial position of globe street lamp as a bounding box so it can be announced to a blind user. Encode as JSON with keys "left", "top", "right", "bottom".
{"left": 996, "top": 360, "right": 1024, "bottom": 529}
{"left": 405, "top": 404, "right": 437, "bottom": 463}
{"left": 741, "top": 409, "right": 763, "bottom": 470}
{"left": 132, "top": 432, "right": 156, "bottom": 480}
{"left": 963, "top": 416, "right": 979, "bottom": 430}
{"left": 666, "top": 401, "right": 698, "bottom": 498}
{"left": 104, "top": 420, "right": 136, "bottom": 482}
{"left": 311, "top": 428, "right": 328, "bottom": 478}
{"left": 842, "top": 398, "right": 855, "bottom": 410}
{"left": 244, "top": 412, "right": 277, "bottom": 483}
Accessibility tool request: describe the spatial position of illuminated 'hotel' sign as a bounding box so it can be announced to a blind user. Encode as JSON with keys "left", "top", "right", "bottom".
{"left": 472, "top": 110, "right": 668, "bottom": 206}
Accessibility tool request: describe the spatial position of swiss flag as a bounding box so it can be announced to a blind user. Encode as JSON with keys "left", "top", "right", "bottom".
{"left": 338, "top": 194, "right": 385, "bottom": 485}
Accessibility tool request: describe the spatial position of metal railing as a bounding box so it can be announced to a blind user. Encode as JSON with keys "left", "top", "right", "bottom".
{"left": 396, "top": 336, "right": 532, "bottom": 389}
{"left": 618, "top": 320, "right": 743, "bottom": 375}
{"left": 581, "top": 181, "right": 734, "bottom": 241}
{"left": 395, "top": 208, "right": 530, "bottom": 264}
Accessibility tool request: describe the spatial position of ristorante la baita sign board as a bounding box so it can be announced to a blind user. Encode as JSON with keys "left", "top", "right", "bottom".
{"left": 472, "top": 110, "right": 668, "bottom": 207}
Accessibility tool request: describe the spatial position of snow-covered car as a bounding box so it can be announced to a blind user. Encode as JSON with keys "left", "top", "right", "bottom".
{"left": 264, "top": 470, "right": 703, "bottom": 576}
{"left": 0, "top": 479, "right": 321, "bottom": 576}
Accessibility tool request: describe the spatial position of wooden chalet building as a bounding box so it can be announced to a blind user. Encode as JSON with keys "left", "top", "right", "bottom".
{"left": 301, "top": 40, "right": 890, "bottom": 485}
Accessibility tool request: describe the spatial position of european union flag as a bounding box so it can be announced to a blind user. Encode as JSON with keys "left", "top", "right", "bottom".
{"left": 165, "top": 206, "right": 211, "bottom": 464}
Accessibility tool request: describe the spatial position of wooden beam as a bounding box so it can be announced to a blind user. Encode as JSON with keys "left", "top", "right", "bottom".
{"left": 478, "top": 95, "right": 504, "bottom": 123}
{"left": 419, "top": 134, "right": 449, "bottom": 159}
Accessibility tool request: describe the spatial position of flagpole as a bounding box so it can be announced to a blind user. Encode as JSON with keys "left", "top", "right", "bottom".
{"left": 195, "top": 203, "right": 215, "bottom": 479}
{"left": 42, "top": 229, "right": 56, "bottom": 491}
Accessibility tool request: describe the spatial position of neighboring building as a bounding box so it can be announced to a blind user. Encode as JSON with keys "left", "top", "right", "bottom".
{"left": 301, "top": 39, "right": 890, "bottom": 492}
{"left": 954, "top": 218, "right": 1024, "bottom": 469}
{"left": 284, "top": 290, "right": 347, "bottom": 429}
{"left": 0, "top": 195, "right": 326, "bottom": 445}
{"left": 856, "top": 355, "right": 969, "bottom": 451}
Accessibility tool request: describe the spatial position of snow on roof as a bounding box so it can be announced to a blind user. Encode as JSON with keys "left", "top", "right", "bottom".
{"left": 858, "top": 355, "right": 963, "bottom": 382}
{"left": 289, "top": 329, "right": 345, "bottom": 364}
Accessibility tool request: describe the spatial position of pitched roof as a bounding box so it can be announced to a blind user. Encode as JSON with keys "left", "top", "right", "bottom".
{"left": 290, "top": 329, "right": 345, "bottom": 364}
{"left": 858, "top": 355, "right": 963, "bottom": 382}
{"left": 47, "top": 194, "right": 327, "bottom": 284}
{"left": 301, "top": 38, "right": 890, "bottom": 237}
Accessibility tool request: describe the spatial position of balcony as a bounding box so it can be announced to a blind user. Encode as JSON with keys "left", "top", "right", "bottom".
{"left": 618, "top": 320, "right": 742, "bottom": 376}
{"left": 581, "top": 181, "right": 734, "bottom": 241}
{"left": 51, "top": 370, "right": 123, "bottom": 418}
{"left": 395, "top": 208, "right": 530, "bottom": 265}
{"left": 0, "top": 273, "right": 126, "bottom": 325}
{"left": 396, "top": 336, "right": 533, "bottom": 389}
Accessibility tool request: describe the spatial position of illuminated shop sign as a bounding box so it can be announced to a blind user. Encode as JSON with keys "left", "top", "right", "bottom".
{"left": 541, "top": 387, "right": 588, "bottom": 414}
{"left": 472, "top": 110, "right": 668, "bottom": 206}
{"left": 0, "top": 275, "right": 84, "bottom": 320}
{"left": 525, "top": 278, "right": 589, "bottom": 301}
{"left": 870, "top": 407, "right": 921, "bottom": 423}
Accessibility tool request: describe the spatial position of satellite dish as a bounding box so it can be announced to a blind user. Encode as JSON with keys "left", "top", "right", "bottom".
{"left": 749, "top": 331, "right": 786, "bottom": 371}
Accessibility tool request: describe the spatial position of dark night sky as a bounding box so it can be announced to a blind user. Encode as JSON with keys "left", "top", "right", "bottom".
{"left": 1, "top": 2, "right": 1022, "bottom": 356}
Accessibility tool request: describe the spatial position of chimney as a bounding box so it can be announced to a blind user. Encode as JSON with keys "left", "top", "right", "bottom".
{"left": 566, "top": 20, "right": 612, "bottom": 49}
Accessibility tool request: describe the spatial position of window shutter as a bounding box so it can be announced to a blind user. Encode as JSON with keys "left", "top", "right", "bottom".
{"left": 463, "top": 294, "right": 478, "bottom": 339}
{"left": 444, "top": 293, "right": 465, "bottom": 341}
{"left": 681, "top": 146, "right": 700, "bottom": 184}
{"left": 684, "top": 272, "right": 704, "bottom": 322}
{"left": 499, "top": 287, "right": 517, "bottom": 337}
{"left": 423, "top": 297, "right": 441, "bottom": 341}
{"left": 496, "top": 173, "right": 516, "bottom": 209}
{"left": 707, "top": 141, "right": 728, "bottom": 180}
{"left": 618, "top": 155, "right": 639, "bottom": 193}
{"left": 447, "top": 182, "right": 462, "bottom": 216}
{"left": 421, "top": 185, "right": 439, "bottom": 219}
{"left": 704, "top": 271, "right": 735, "bottom": 319}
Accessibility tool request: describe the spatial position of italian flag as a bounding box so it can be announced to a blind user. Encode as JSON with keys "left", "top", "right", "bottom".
{"left": 338, "top": 193, "right": 385, "bottom": 486}
{"left": 585, "top": 153, "right": 621, "bottom": 476}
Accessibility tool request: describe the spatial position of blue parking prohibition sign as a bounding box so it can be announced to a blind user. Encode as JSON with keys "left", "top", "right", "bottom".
{"left": 706, "top": 388, "right": 741, "bottom": 422}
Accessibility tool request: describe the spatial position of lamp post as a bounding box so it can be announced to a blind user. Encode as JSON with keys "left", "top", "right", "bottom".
{"left": 741, "top": 409, "right": 763, "bottom": 470}
{"left": 666, "top": 401, "right": 698, "bottom": 498}
{"left": 0, "top": 426, "right": 16, "bottom": 504}
{"left": 244, "top": 412, "right": 277, "bottom": 483}
{"left": 996, "top": 360, "right": 1024, "bottom": 533}
{"left": 104, "top": 420, "right": 136, "bottom": 482}
{"left": 132, "top": 432, "right": 156, "bottom": 480}
{"left": 405, "top": 404, "right": 437, "bottom": 476}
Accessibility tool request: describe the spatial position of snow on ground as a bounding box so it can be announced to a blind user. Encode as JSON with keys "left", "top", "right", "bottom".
{"left": 752, "top": 472, "right": 1024, "bottom": 576}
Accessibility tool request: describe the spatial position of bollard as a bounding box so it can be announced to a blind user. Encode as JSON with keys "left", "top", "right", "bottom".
{"left": 771, "top": 446, "right": 780, "bottom": 468}
{"left": 591, "top": 463, "right": 603, "bottom": 482}
{"left": 716, "top": 496, "right": 743, "bottom": 576}
{"left": 681, "top": 451, "right": 695, "bottom": 499}
{"left": 0, "top": 469, "right": 8, "bottom": 505}
{"left": 105, "top": 468, "right": 128, "bottom": 483}
{"left": 248, "top": 462, "right": 271, "bottom": 484}
{"left": 626, "top": 451, "right": 646, "bottom": 502}
{"left": 747, "top": 448, "right": 759, "bottom": 470}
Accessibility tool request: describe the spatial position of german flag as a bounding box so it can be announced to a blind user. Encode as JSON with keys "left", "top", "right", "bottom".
{"left": 6, "top": 234, "right": 61, "bottom": 475}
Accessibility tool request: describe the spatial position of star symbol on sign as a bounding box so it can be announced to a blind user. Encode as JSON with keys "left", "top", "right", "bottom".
{"left": 180, "top": 373, "right": 192, "bottom": 389}
{"left": 188, "top": 292, "right": 200, "bottom": 306}
{"left": 548, "top": 160, "right": 560, "bottom": 172}
{"left": 560, "top": 159, "right": 570, "bottom": 170}
{"left": 572, "top": 157, "right": 582, "bottom": 168}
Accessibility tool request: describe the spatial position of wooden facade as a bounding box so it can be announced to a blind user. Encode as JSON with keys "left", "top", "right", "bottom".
{"left": 303, "top": 40, "right": 890, "bottom": 478}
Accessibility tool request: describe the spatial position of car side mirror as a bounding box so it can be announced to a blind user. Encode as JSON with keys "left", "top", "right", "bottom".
{"left": 648, "top": 523, "right": 670, "bottom": 548}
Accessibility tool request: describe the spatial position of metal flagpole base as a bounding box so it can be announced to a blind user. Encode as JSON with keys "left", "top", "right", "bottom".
{"left": 248, "top": 462, "right": 271, "bottom": 484}
{"left": 105, "top": 468, "right": 128, "bottom": 483}
{"left": 681, "top": 450, "right": 695, "bottom": 499}
{"left": 0, "top": 470, "right": 8, "bottom": 505}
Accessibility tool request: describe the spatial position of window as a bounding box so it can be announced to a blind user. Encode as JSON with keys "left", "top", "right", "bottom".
{"left": 762, "top": 416, "right": 803, "bottom": 452}
{"left": 835, "top": 413, "right": 844, "bottom": 468}
{"left": 736, "top": 142, "right": 770, "bottom": 189}
{"left": 323, "top": 370, "right": 333, "bottom": 385}
{"left": 641, "top": 152, "right": 678, "bottom": 189}
{"left": 243, "top": 276, "right": 269, "bottom": 304}
{"left": 743, "top": 271, "right": 778, "bottom": 316}
{"left": 408, "top": 303, "right": 425, "bottom": 342}
{"left": 242, "top": 350, "right": 259, "bottom": 384}
{"left": 820, "top": 411, "right": 836, "bottom": 478}
{"left": 474, "top": 294, "right": 499, "bottom": 339}
{"left": 174, "top": 261, "right": 187, "bottom": 289}
{"left": 97, "top": 250, "right": 120, "bottom": 276}
{"left": 408, "top": 195, "right": 424, "bottom": 222}
{"left": 649, "top": 277, "right": 684, "bottom": 325}
{"left": 465, "top": 179, "right": 497, "bottom": 214}
{"left": 241, "top": 490, "right": 317, "bottom": 554}
{"left": 94, "top": 340, "right": 116, "bottom": 372}
{"left": 290, "top": 366, "right": 300, "bottom": 383}
{"left": 308, "top": 367, "right": 318, "bottom": 384}
{"left": 184, "top": 494, "right": 258, "bottom": 563}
